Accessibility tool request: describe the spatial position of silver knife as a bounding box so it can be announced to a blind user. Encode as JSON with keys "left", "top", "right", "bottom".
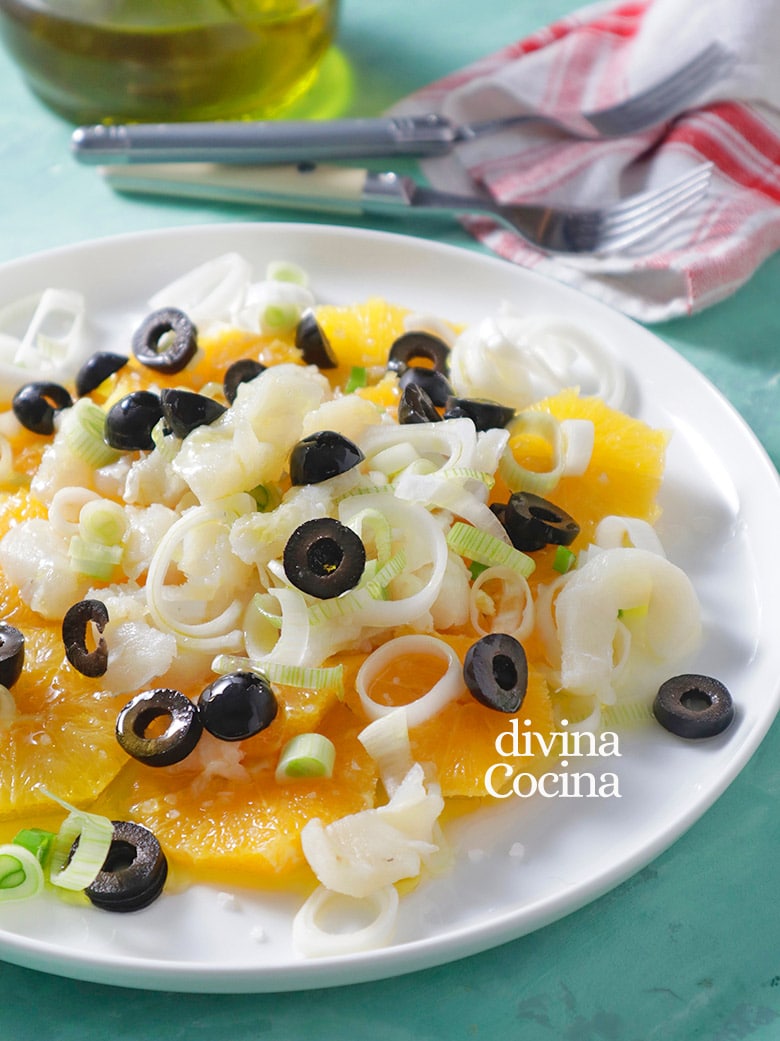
{"left": 101, "top": 162, "right": 417, "bottom": 216}
{"left": 72, "top": 115, "right": 494, "bottom": 165}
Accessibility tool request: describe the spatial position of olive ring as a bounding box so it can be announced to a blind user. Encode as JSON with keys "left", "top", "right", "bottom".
{"left": 132, "top": 306, "right": 198, "bottom": 374}
{"left": 84, "top": 820, "right": 168, "bottom": 913}
{"left": 116, "top": 688, "right": 203, "bottom": 766}
{"left": 463, "top": 632, "right": 529, "bottom": 713}
{"left": 653, "top": 673, "right": 735, "bottom": 739}
{"left": 62, "top": 599, "right": 109, "bottom": 678}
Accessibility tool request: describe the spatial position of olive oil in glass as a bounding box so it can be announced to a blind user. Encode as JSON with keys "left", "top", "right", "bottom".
{"left": 0, "top": 0, "right": 339, "bottom": 123}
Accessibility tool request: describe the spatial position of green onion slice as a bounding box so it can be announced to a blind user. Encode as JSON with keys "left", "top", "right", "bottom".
{"left": 68, "top": 535, "right": 123, "bottom": 579}
{"left": 553, "top": 545, "right": 577, "bottom": 574}
{"left": 0, "top": 844, "right": 44, "bottom": 902}
{"left": 499, "top": 410, "right": 564, "bottom": 495}
{"left": 446, "top": 521, "right": 535, "bottom": 578}
{"left": 275, "top": 733, "right": 336, "bottom": 782}
{"left": 344, "top": 366, "right": 367, "bottom": 394}
{"left": 13, "top": 827, "right": 56, "bottom": 866}
{"left": 211, "top": 654, "right": 345, "bottom": 698}
{"left": 63, "top": 399, "right": 122, "bottom": 469}
{"left": 41, "top": 789, "right": 114, "bottom": 892}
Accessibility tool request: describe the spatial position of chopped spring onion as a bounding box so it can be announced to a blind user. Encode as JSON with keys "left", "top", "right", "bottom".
{"left": 307, "top": 551, "right": 406, "bottom": 626}
{"left": 211, "top": 654, "right": 345, "bottom": 698}
{"left": 68, "top": 534, "right": 123, "bottom": 579}
{"left": 275, "top": 733, "right": 336, "bottom": 782}
{"left": 292, "top": 884, "right": 399, "bottom": 958}
{"left": 262, "top": 303, "right": 301, "bottom": 332}
{"left": 499, "top": 410, "right": 565, "bottom": 495}
{"left": 63, "top": 399, "right": 122, "bottom": 468}
{"left": 499, "top": 413, "right": 595, "bottom": 494}
{"left": 79, "top": 498, "right": 128, "bottom": 547}
{"left": 601, "top": 699, "right": 655, "bottom": 729}
{"left": 447, "top": 521, "right": 535, "bottom": 578}
{"left": 249, "top": 482, "right": 282, "bottom": 513}
{"left": 266, "top": 260, "right": 309, "bottom": 286}
{"left": 356, "top": 634, "right": 465, "bottom": 727}
{"left": 344, "top": 366, "right": 367, "bottom": 393}
{"left": 0, "top": 844, "right": 44, "bottom": 902}
{"left": 553, "top": 545, "right": 577, "bottom": 574}
{"left": 13, "top": 827, "right": 55, "bottom": 866}
{"left": 40, "top": 789, "right": 114, "bottom": 892}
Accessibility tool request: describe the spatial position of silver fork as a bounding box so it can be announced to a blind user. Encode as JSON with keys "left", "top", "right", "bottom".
{"left": 460, "top": 40, "right": 734, "bottom": 142}
{"left": 103, "top": 160, "right": 714, "bottom": 255}
{"left": 74, "top": 43, "right": 733, "bottom": 165}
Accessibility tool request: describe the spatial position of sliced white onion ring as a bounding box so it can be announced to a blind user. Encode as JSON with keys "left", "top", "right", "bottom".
{"left": 356, "top": 634, "right": 466, "bottom": 727}
{"left": 469, "top": 564, "right": 535, "bottom": 641}
{"left": 594, "top": 516, "right": 666, "bottom": 556}
{"left": 292, "top": 884, "right": 399, "bottom": 957}
{"left": 555, "top": 547, "right": 701, "bottom": 704}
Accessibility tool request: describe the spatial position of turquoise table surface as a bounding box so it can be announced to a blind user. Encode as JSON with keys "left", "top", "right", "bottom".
{"left": 1, "top": 1, "right": 779, "bottom": 1038}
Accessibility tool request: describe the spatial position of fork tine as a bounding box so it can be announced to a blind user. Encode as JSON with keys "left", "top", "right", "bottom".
{"left": 599, "top": 165, "right": 713, "bottom": 228}
{"left": 593, "top": 164, "right": 713, "bottom": 221}
{"left": 597, "top": 175, "right": 712, "bottom": 252}
{"left": 586, "top": 42, "right": 734, "bottom": 136}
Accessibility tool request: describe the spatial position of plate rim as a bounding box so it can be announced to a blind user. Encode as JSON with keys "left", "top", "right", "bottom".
{"left": 0, "top": 220, "right": 778, "bottom": 993}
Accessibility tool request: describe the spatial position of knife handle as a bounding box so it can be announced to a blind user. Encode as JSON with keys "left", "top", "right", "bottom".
{"left": 102, "top": 162, "right": 416, "bottom": 216}
{"left": 73, "top": 115, "right": 457, "bottom": 165}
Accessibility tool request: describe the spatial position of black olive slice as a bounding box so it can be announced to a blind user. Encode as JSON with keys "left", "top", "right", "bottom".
{"left": 398, "top": 383, "right": 442, "bottom": 425}
{"left": 463, "top": 633, "right": 528, "bottom": 713}
{"left": 283, "top": 517, "right": 366, "bottom": 599}
{"left": 104, "top": 390, "right": 164, "bottom": 451}
{"left": 62, "top": 599, "right": 109, "bottom": 678}
{"left": 387, "top": 331, "right": 450, "bottom": 375}
{"left": 116, "top": 688, "right": 203, "bottom": 767}
{"left": 289, "top": 430, "right": 364, "bottom": 486}
{"left": 295, "top": 309, "right": 338, "bottom": 369}
{"left": 498, "top": 492, "right": 580, "bottom": 552}
{"left": 0, "top": 622, "right": 24, "bottom": 688}
{"left": 197, "top": 671, "right": 278, "bottom": 741}
{"left": 84, "top": 820, "right": 168, "bottom": 913}
{"left": 75, "top": 351, "right": 129, "bottom": 397}
{"left": 132, "top": 307, "right": 198, "bottom": 374}
{"left": 653, "top": 674, "right": 735, "bottom": 739}
{"left": 223, "top": 358, "right": 266, "bottom": 404}
{"left": 12, "top": 381, "right": 73, "bottom": 435}
{"left": 160, "top": 388, "right": 226, "bottom": 439}
{"left": 443, "top": 396, "right": 515, "bottom": 431}
{"left": 398, "top": 367, "right": 453, "bottom": 408}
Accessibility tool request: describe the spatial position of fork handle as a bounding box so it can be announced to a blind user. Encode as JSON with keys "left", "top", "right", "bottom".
{"left": 102, "top": 162, "right": 421, "bottom": 216}
{"left": 73, "top": 116, "right": 459, "bottom": 165}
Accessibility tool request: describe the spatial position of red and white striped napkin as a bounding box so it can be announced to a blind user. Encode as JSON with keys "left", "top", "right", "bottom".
{"left": 389, "top": 0, "right": 780, "bottom": 322}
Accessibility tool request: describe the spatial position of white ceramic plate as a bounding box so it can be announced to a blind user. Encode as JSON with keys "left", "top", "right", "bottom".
{"left": 0, "top": 223, "right": 778, "bottom": 993}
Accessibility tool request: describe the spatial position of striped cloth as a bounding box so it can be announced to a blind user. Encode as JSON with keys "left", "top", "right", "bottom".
{"left": 390, "top": 0, "right": 780, "bottom": 322}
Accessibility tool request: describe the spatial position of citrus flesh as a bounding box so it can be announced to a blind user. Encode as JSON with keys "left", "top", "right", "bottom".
{"left": 0, "top": 300, "right": 666, "bottom": 887}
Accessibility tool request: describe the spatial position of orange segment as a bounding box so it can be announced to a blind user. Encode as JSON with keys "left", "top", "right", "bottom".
{"left": 94, "top": 703, "right": 377, "bottom": 886}
{"left": 411, "top": 665, "right": 554, "bottom": 797}
{"left": 315, "top": 298, "right": 411, "bottom": 371}
{"left": 0, "top": 625, "right": 128, "bottom": 821}
{"left": 340, "top": 634, "right": 556, "bottom": 799}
